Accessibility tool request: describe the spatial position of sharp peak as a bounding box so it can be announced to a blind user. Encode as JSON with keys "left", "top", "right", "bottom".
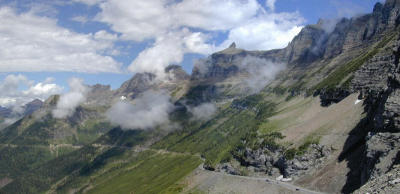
{"left": 216, "top": 42, "right": 245, "bottom": 55}
{"left": 229, "top": 42, "right": 236, "bottom": 49}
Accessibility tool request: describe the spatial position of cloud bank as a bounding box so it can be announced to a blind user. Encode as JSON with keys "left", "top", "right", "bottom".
{"left": 0, "top": 7, "right": 121, "bottom": 73}
{"left": 129, "top": 29, "right": 212, "bottom": 79}
{"left": 218, "top": 14, "right": 303, "bottom": 51}
{"left": 52, "top": 78, "right": 89, "bottom": 119}
{"left": 266, "top": 0, "right": 277, "bottom": 11}
{"left": 188, "top": 103, "right": 217, "bottom": 121}
{"left": 106, "top": 90, "right": 173, "bottom": 130}
{"left": 74, "top": 0, "right": 303, "bottom": 79}
{"left": 0, "top": 0, "right": 304, "bottom": 81}
{"left": 238, "top": 56, "right": 285, "bottom": 93}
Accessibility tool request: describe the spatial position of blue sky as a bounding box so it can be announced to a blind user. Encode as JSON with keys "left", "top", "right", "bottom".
{"left": 0, "top": 0, "right": 382, "bottom": 107}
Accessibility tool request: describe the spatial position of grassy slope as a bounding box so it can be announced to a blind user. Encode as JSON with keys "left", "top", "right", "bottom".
{"left": 0, "top": 118, "right": 56, "bottom": 178}
{"left": 0, "top": 128, "right": 150, "bottom": 193}
{"left": 153, "top": 94, "right": 276, "bottom": 167}
{"left": 0, "top": 110, "right": 114, "bottom": 179}
{"left": 86, "top": 151, "right": 202, "bottom": 194}
{"left": 2, "top": 139, "right": 201, "bottom": 194}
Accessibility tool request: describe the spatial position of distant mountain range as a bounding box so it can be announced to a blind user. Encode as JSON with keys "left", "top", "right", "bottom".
{"left": 0, "top": 99, "right": 43, "bottom": 129}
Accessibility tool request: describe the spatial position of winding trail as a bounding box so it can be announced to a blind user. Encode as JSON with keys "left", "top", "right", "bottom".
{"left": 196, "top": 164, "right": 323, "bottom": 194}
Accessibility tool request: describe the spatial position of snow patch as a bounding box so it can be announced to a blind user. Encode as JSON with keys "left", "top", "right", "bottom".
{"left": 281, "top": 177, "right": 292, "bottom": 182}
{"left": 276, "top": 175, "right": 292, "bottom": 182}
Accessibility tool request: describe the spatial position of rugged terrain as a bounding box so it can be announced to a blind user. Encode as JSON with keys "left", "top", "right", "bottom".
{"left": 1, "top": 0, "right": 400, "bottom": 193}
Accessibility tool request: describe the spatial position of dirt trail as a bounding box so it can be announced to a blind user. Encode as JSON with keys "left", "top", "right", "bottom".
{"left": 182, "top": 164, "right": 324, "bottom": 194}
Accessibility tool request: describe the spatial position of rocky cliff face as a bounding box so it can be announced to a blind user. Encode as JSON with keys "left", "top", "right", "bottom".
{"left": 86, "top": 84, "right": 113, "bottom": 106}
{"left": 338, "top": 29, "right": 400, "bottom": 192}
{"left": 281, "top": 0, "right": 400, "bottom": 68}
{"left": 356, "top": 164, "right": 400, "bottom": 193}
{"left": 115, "top": 72, "right": 156, "bottom": 99}
{"left": 352, "top": 34, "right": 400, "bottom": 131}
{"left": 283, "top": 25, "right": 326, "bottom": 64}
{"left": 116, "top": 65, "right": 190, "bottom": 100}
{"left": 217, "top": 1, "right": 400, "bottom": 192}
{"left": 191, "top": 43, "right": 243, "bottom": 80}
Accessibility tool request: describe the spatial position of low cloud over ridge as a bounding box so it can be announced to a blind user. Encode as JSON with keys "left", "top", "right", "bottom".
{"left": 239, "top": 56, "right": 286, "bottom": 93}
{"left": 188, "top": 103, "right": 217, "bottom": 121}
{"left": 106, "top": 90, "right": 173, "bottom": 130}
{"left": 52, "top": 78, "right": 90, "bottom": 119}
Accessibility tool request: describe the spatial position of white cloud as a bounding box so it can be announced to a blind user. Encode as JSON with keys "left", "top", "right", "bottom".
{"left": 106, "top": 90, "right": 173, "bottom": 129}
{"left": 238, "top": 56, "right": 285, "bottom": 93}
{"left": 94, "top": 30, "right": 118, "bottom": 41}
{"left": 84, "top": 0, "right": 303, "bottom": 79}
{"left": 189, "top": 103, "right": 217, "bottom": 121}
{"left": 72, "top": 0, "right": 104, "bottom": 6}
{"left": 95, "top": 0, "right": 171, "bottom": 42}
{"left": 0, "top": 74, "right": 63, "bottom": 108}
{"left": 219, "top": 13, "right": 304, "bottom": 51}
{"left": 23, "top": 82, "right": 61, "bottom": 97}
{"left": 70, "top": 15, "right": 89, "bottom": 23}
{"left": 95, "top": 0, "right": 260, "bottom": 42}
{"left": 172, "top": 0, "right": 260, "bottom": 31}
{"left": 52, "top": 78, "right": 89, "bottom": 119}
{"left": 129, "top": 29, "right": 213, "bottom": 79}
{"left": 0, "top": 7, "right": 121, "bottom": 73}
{"left": 265, "top": 0, "right": 276, "bottom": 11}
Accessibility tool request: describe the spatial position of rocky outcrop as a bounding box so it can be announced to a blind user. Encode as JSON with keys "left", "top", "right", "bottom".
{"left": 356, "top": 164, "right": 400, "bottom": 193}
{"left": 67, "top": 106, "right": 101, "bottom": 126}
{"left": 362, "top": 132, "right": 400, "bottom": 182}
{"left": 86, "top": 84, "right": 113, "bottom": 106}
{"left": 115, "top": 72, "right": 156, "bottom": 99}
{"left": 237, "top": 144, "right": 331, "bottom": 179}
{"left": 217, "top": 163, "right": 241, "bottom": 175}
{"left": 315, "top": 89, "right": 351, "bottom": 107}
{"left": 116, "top": 65, "right": 189, "bottom": 99}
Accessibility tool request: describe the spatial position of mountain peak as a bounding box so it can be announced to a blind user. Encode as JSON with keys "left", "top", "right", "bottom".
{"left": 229, "top": 42, "right": 236, "bottom": 49}
{"left": 24, "top": 99, "right": 43, "bottom": 115}
{"left": 165, "top": 65, "right": 190, "bottom": 81}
